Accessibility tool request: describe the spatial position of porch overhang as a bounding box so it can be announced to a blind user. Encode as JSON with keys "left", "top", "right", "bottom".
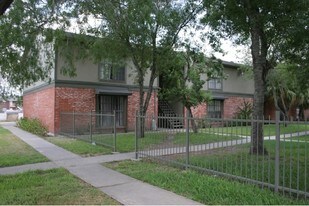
{"left": 95, "top": 87, "right": 132, "bottom": 95}
{"left": 212, "top": 96, "right": 226, "bottom": 100}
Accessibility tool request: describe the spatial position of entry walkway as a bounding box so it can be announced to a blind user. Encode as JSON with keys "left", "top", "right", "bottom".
{"left": 0, "top": 123, "right": 201, "bottom": 205}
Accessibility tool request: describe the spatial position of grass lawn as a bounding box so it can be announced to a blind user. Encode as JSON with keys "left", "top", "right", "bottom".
{"left": 171, "top": 140, "right": 309, "bottom": 195}
{"left": 0, "top": 168, "right": 119, "bottom": 205}
{"left": 45, "top": 136, "right": 113, "bottom": 157}
{"left": 105, "top": 160, "right": 308, "bottom": 205}
{"left": 0, "top": 126, "right": 48, "bottom": 167}
{"left": 202, "top": 123, "right": 309, "bottom": 136}
{"left": 52, "top": 131, "right": 243, "bottom": 155}
{"left": 289, "top": 135, "right": 308, "bottom": 141}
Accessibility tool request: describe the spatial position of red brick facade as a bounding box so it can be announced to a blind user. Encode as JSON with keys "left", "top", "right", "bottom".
{"left": 223, "top": 97, "right": 253, "bottom": 119}
{"left": 23, "top": 87, "right": 56, "bottom": 133}
{"left": 186, "top": 96, "right": 253, "bottom": 119}
{"left": 127, "top": 91, "right": 158, "bottom": 131}
{"left": 55, "top": 87, "right": 96, "bottom": 134}
{"left": 24, "top": 86, "right": 157, "bottom": 134}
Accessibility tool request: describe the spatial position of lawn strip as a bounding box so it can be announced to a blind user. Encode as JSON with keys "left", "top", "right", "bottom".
{"left": 105, "top": 160, "right": 309, "bottom": 205}
{"left": 0, "top": 126, "right": 48, "bottom": 167}
{"left": 0, "top": 168, "right": 119, "bottom": 205}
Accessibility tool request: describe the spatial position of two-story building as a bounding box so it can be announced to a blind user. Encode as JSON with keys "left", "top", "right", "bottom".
{"left": 23, "top": 34, "right": 255, "bottom": 135}
{"left": 23, "top": 38, "right": 158, "bottom": 135}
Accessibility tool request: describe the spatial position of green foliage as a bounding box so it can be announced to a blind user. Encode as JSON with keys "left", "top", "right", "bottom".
{"left": 234, "top": 100, "right": 253, "bottom": 120}
{"left": 266, "top": 63, "right": 309, "bottom": 119}
{"left": 17, "top": 118, "right": 48, "bottom": 137}
{"left": 72, "top": 0, "right": 203, "bottom": 115}
{"left": 0, "top": 0, "right": 71, "bottom": 88}
{"left": 159, "top": 51, "right": 223, "bottom": 108}
{"left": 201, "top": 0, "right": 308, "bottom": 152}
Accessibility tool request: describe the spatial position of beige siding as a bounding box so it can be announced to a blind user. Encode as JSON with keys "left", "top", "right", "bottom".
{"left": 222, "top": 67, "right": 254, "bottom": 94}
{"left": 56, "top": 52, "right": 158, "bottom": 87}
{"left": 201, "top": 67, "right": 254, "bottom": 94}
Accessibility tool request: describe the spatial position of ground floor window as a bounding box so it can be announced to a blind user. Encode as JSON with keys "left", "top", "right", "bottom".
{"left": 96, "top": 95, "right": 126, "bottom": 127}
{"left": 207, "top": 100, "right": 223, "bottom": 118}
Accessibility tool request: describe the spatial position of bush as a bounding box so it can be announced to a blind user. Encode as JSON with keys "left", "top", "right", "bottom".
{"left": 17, "top": 118, "right": 48, "bottom": 136}
{"left": 226, "top": 100, "right": 253, "bottom": 127}
{"left": 234, "top": 100, "right": 253, "bottom": 120}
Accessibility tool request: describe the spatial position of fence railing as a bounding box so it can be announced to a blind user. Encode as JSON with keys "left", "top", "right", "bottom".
{"left": 136, "top": 111, "right": 309, "bottom": 199}
{"left": 59, "top": 111, "right": 117, "bottom": 152}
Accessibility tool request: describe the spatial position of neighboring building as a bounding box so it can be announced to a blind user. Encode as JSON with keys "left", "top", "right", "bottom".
{"left": 23, "top": 35, "right": 158, "bottom": 135}
{"left": 0, "top": 98, "right": 18, "bottom": 112}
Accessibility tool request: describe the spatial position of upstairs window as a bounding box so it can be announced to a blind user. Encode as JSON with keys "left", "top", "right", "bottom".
{"left": 208, "top": 79, "right": 222, "bottom": 90}
{"left": 99, "top": 62, "right": 125, "bottom": 81}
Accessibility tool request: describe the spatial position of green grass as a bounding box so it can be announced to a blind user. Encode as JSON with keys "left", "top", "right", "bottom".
{"left": 289, "top": 135, "right": 309, "bottom": 141}
{"left": 59, "top": 131, "right": 243, "bottom": 154}
{"left": 0, "top": 168, "right": 119, "bottom": 205}
{"left": 45, "top": 136, "right": 113, "bottom": 157}
{"left": 175, "top": 140, "right": 309, "bottom": 194}
{"left": 0, "top": 126, "right": 48, "bottom": 167}
{"left": 203, "top": 123, "right": 309, "bottom": 136}
{"left": 106, "top": 160, "right": 308, "bottom": 205}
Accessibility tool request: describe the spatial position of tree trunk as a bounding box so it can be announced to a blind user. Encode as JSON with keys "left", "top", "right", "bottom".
{"left": 186, "top": 106, "right": 198, "bottom": 133}
{"left": 248, "top": 10, "right": 268, "bottom": 155}
{"left": 138, "top": 75, "right": 145, "bottom": 138}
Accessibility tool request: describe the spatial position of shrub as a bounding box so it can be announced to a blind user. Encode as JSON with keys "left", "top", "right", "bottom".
{"left": 17, "top": 118, "right": 48, "bottom": 136}
{"left": 234, "top": 100, "right": 253, "bottom": 120}
{"left": 226, "top": 100, "right": 253, "bottom": 127}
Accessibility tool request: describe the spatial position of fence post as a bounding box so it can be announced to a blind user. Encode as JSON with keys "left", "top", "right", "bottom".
{"left": 90, "top": 110, "right": 93, "bottom": 144}
{"left": 135, "top": 110, "right": 140, "bottom": 159}
{"left": 186, "top": 109, "right": 190, "bottom": 169}
{"left": 275, "top": 110, "right": 280, "bottom": 193}
{"left": 113, "top": 110, "right": 117, "bottom": 152}
{"left": 73, "top": 107, "right": 76, "bottom": 139}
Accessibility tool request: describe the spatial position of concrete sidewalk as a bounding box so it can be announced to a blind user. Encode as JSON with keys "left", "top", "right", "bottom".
{"left": 1, "top": 123, "right": 201, "bottom": 205}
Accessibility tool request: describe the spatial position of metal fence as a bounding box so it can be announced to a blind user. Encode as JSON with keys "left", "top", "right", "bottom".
{"left": 59, "top": 111, "right": 117, "bottom": 152}
{"left": 136, "top": 111, "right": 309, "bottom": 199}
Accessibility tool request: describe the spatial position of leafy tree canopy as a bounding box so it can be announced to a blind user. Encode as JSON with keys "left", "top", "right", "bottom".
{"left": 0, "top": 0, "right": 72, "bottom": 89}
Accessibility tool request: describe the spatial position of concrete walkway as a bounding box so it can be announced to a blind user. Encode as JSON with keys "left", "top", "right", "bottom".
{"left": 0, "top": 123, "right": 201, "bottom": 205}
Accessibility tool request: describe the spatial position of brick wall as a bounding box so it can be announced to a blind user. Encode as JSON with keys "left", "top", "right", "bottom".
{"left": 55, "top": 87, "right": 96, "bottom": 134}
{"left": 190, "top": 103, "right": 207, "bottom": 118}
{"left": 223, "top": 97, "right": 253, "bottom": 119}
{"left": 184, "top": 97, "right": 253, "bottom": 119}
{"left": 127, "top": 91, "right": 158, "bottom": 131}
{"left": 23, "top": 87, "right": 55, "bottom": 133}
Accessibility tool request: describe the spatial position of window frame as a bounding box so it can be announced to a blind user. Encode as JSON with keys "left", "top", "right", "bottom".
{"left": 208, "top": 78, "right": 222, "bottom": 90}
{"left": 98, "top": 61, "right": 126, "bottom": 82}
{"left": 207, "top": 99, "right": 223, "bottom": 118}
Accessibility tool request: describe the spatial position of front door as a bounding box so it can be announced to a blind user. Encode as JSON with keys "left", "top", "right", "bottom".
{"left": 97, "top": 95, "right": 126, "bottom": 127}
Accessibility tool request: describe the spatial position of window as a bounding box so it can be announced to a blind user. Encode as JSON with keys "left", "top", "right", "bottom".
{"left": 97, "top": 95, "right": 126, "bottom": 127}
{"left": 207, "top": 100, "right": 223, "bottom": 118}
{"left": 99, "top": 62, "right": 125, "bottom": 81}
{"left": 208, "top": 79, "right": 222, "bottom": 90}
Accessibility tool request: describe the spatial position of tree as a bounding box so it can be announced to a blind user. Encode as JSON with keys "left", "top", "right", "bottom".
{"left": 160, "top": 50, "right": 223, "bottom": 133}
{"left": 0, "top": 0, "right": 71, "bottom": 89}
{"left": 202, "top": 0, "right": 308, "bottom": 154}
{"left": 0, "top": 0, "right": 13, "bottom": 15}
{"left": 266, "top": 63, "right": 309, "bottom": 121}
{"left": 73, "top": 0, "right": 202, "bottom": 136}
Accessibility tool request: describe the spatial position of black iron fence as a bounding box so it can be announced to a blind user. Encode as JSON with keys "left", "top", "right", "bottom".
{"left": 59, "top": 111, "right": 117, "bottom": 152}
{"left": 136, "top": 111, "right": 309, "bottom": 199}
